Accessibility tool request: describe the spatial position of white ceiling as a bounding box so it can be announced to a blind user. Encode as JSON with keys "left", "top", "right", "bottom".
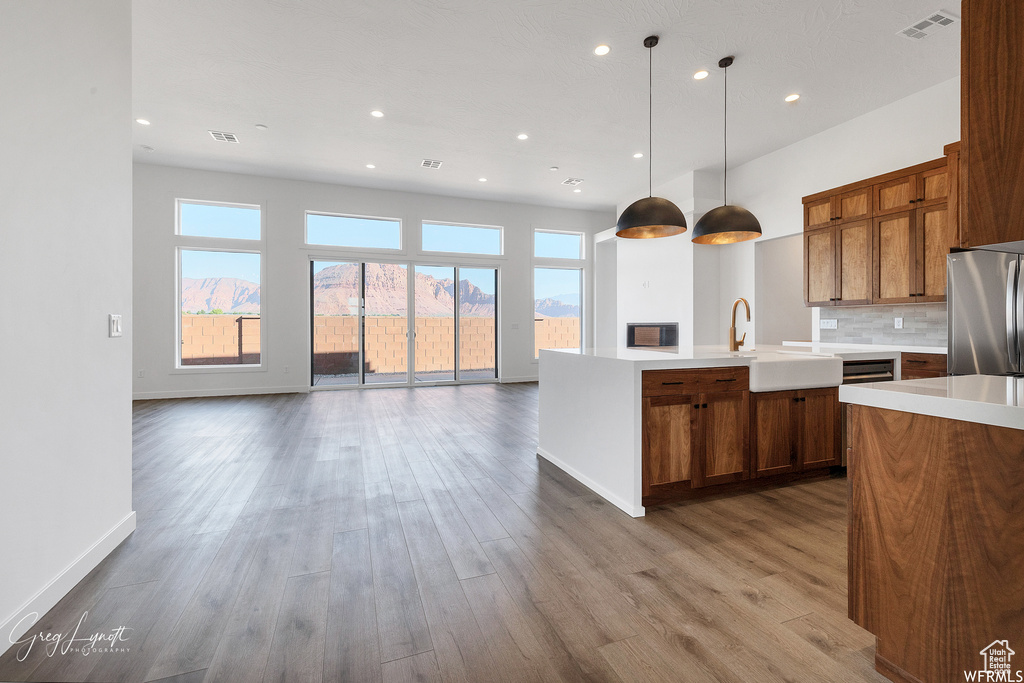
{"left": 132, "top": 0, "right": 961, "bottom": 212}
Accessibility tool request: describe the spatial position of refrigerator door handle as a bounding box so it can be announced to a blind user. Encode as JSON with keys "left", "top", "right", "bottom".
{"left": 1017, "top": 259, "right": 1024, "bottom": 370}
{"left": 1008, "top": 260, "right": 1019, "bottom": 371}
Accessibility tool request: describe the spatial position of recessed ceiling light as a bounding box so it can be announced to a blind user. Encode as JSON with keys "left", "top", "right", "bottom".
{"left": 785, "top": 93, "right": 800, "bottom": 102}
{"left": 633, "top": 152, "right": 644, "bottom": 158}
{"left": 693, "top": 70, "right": 709, "bottom": 80}
{"left": 135, "top": 118, "right": 150, "bottom": 125}
{"left": 573, "top": 188, "right": 582, "bottom": 193}
{"left": 371, "top": 110, "right": 384, "bottom": 118}
{"left": 479, "top": 177, "right": 487, "bottom": 182}
{"left": 549, "top": 166, "right": 559, "bottom": 171}
{"left": 255, "top": 123, "right": 268, "bottom": 130}
{"left": 594, "top": 45, "right": 610, "bottom": 56}
{"left": 366, "top": 164, "right": 376, "bottom": 169}
{"left": 517, "top": 133, "right": 529, "bottom": 140}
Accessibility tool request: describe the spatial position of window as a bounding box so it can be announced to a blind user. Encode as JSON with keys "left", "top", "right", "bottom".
{"left": 534, "top": 267, "right": 582, "bottom": 357}
{"left": 535, "top": 230, "right": 584, "bottom": 260}
{"left": 178, "top": 201, "right": 261, "bottom": 240}
{"left": 307, "top": 213, "right": 402, "bottom": 250}
{"left": 179, "top": 249, "right": 261, "bottom": 366}
{"left": 422, "top": 222, "right": 502, "bottom": 255}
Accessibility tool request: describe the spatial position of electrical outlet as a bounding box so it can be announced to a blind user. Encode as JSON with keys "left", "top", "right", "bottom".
{"left": 894, "top": 317, "right": 904, "bottom": 329}
{"left": 819, "top": 318, "right": 838, "bottom": 330}
{"left": 511, "top": 323, "right": 519, "bottom": 330}
{"left": 284, "top": 365, "right": 289, "bottom": 374}
{"left": 137, "top": 369, "right": 144, "bottom": 378}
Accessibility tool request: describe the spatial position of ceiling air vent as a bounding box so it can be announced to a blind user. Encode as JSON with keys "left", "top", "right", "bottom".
{"left": 562, "top": 177, "right": 584, "bottom": 186}
{"left": 209, "top": 130, "right": 239, "bottom": 143}
{"left": 898, "top": 10, "right": 957, "bottom": 40}
{"left": 421, "top": 159, "right": 443, "bottom": 169}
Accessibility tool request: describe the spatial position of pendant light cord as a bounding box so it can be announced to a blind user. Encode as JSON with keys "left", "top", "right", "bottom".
{"left": 648, "top": 42, "right": 653, "bottom": 198}
{"left": 723, "top": 63, "right": 728, "bottom": 206}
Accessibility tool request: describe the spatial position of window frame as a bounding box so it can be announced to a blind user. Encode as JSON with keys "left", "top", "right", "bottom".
{"left": 420, "top": 220, "right": 505, "bottom": 257}
{"left": 305, "top": 211, "right": 404, "bottom": 253}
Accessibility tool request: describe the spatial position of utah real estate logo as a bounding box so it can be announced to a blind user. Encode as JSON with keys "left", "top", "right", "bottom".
{"left": 965, "top": 640, "right": 1023, "bottom": 682}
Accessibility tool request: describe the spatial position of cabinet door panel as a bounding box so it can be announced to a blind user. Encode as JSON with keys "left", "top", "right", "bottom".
{"left": 800, "top": 388, "right": 840, "bottom": 469}
{"left": 918, "top": 167, "right": 949, "bottom": 207}
{"left": 837, "top": 220, "right": 872, "bottom": 305}
{"left": 692, "top": 392, "right": 749, "bottom": 488}
{"left": 874, "top": 213, "right": 916, "bottom": 303}
{"left": 805, "top": 197, "right": 834, "bottom": 230}
{"left": 918, "top": 205, "right": 950, "bottom": 301}
{"left": 874, "top": 175, "right": 916, "bottom": 215}
{"left": 805, "top": 228, "right": 836, "bottom": 306}
{"left": 751, "top": 392, "right": 798, "bottom": 477}
{"left": 642, "top": 397, "right": 696, "bottom": 492}
{"left": 837, "top": 188, "right": 872, "bottom": 222}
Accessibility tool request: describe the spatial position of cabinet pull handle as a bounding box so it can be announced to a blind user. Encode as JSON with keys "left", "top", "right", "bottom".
{"left": 801, "top": 397, "right": 806, "bottom": 402}
{"left": 662, "top": 381, "right": 687, "bottom": 385}
{"left": 702, "top": 403, "right": 708, "bottom": 409}
{"left": 792, "top": 397, "right": 800, "bottom": 402}
{"left": 906, "top": 359, "right": 926, "bottom": 364}
{"left": 715, "top": 378, "right": 737, "bottom": 382}
{"left": 694, "top": 404, "right": 700, "bottom": 409}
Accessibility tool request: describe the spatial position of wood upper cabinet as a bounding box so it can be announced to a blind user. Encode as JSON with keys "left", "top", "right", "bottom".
{"left": 873, "top": 163, "right": 948, "bottom": 216}
{"left": 961, "top": 0, "right": 1024, "bottom": 248}
{"left": 804, "top": 220, "right": 872, "bottom": 306}
{"left": 805, "top": 153, "right": 958, "bottom": 307}
{"left": 873, "top": 203, "right": 952, "bottom": 304}
{"left": 641, "top": 369, "right": 750, "bottom": 494}
{"left": 750, "top": 387, "right": 840, "bottom": 477}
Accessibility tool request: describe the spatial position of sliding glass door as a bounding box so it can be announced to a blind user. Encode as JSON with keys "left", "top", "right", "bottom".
{"left": 312, "top": 260, "right": 496, "bottom": 387}
{"left": 311, "top": 261, "right": 409, "bottom": 386}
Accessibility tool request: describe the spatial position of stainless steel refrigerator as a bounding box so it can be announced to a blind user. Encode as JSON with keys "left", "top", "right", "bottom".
{"left": 947, "top": 249, "right": 1024, "bottom": 375}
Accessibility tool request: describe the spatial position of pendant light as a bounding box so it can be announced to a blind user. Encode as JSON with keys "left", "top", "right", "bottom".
{"left": 615, "top": 36, "right": 688, "bottom": 239}
{"left": 691, "top": 56, "right": 762, "bottom": 245}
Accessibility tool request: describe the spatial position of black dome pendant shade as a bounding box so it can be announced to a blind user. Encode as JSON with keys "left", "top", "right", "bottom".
{"left": 692, "top": 56, "right": 762, "bottom": 245}
{"left": 616, "top": 36, "right": 687, "bottom": 239}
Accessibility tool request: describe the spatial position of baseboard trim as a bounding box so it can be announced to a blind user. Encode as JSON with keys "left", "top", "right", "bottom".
{"left": 536, "top": 447, "right": 644, "bottom": 517}
{"left": 133, "top": 385, "right": 307, "bottom": 400}
{"left": 0, "top": 511, "right": 137, "bottom": 648}
{"left": 499, "top": 376, "right": 538, "bottom": 384}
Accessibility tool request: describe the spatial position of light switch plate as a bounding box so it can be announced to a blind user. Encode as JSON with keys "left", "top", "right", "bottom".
{"left": 109, "top": 314, "right": 123, "bottom": 337}
{"left": 894, "top": 317, "right": 904, "bottom": 329}
{"left": 819, "top": 318, "right": 838, "bottom": 330}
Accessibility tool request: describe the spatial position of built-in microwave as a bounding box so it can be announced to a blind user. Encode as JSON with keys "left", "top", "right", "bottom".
{"left": 626, "top": 323, "right": 679, "bottom": 349}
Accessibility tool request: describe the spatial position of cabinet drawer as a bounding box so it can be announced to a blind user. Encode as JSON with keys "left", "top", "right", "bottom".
{"left": 901, "top": 352, "right": 947, "bottom": 379}
{"left": 642, "top": 367, "right": 749, "bottom": 396}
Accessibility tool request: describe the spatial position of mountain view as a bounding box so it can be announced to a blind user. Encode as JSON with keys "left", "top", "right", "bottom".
{"left": 181, "top": 263, "right": 579, "bottom": 318}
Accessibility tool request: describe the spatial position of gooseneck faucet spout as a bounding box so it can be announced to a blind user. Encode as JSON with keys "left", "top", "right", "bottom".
{"left": 729, "top": 297, "right": 750, "bottom": 352}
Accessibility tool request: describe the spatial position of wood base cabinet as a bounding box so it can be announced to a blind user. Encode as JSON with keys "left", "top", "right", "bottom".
{"left": 750, "top": 387, "right": 841, "bottom": 477}
{"left": 900, "top": 352, "right": 947, "bottom": 380}
{"left": 849, "top": 405, "right": 1024, "bottom": 683}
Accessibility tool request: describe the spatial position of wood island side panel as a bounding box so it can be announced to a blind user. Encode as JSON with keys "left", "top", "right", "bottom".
{"left": 848, "top": 405, "right": 1024, "bottom": 683}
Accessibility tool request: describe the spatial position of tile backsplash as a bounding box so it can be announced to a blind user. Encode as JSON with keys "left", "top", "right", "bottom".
{"left": 817, "top": 303, "right": 947, "bottom": 347}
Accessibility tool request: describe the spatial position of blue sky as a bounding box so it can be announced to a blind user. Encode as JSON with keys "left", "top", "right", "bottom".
{"left": 181, "top": 249, "right": 260, "bottom": 283}
{"left": 534, "top": 267, "right": 580, "bottom": 302}
{"left": 535, "top": 231, "right": 582, "bottom": 259}
{"left": 308, "top": 215, "right": 402, "bottom": 250}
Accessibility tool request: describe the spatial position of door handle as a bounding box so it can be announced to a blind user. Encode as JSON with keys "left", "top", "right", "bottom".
{"left": 1007, "top": 260, "right": 1018, "bottom": 370}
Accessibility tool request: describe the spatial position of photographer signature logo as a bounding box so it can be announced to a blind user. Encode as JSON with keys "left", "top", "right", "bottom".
{"left": 9, "top": 611, "right": 132, "bottom": 662}
{"left": 965, "top": 640, "right": 1023, "bottom": 682}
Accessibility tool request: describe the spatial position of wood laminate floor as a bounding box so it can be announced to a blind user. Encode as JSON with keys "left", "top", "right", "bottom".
{"left": 0, "top": 383, "right": 886, "bottom": 683}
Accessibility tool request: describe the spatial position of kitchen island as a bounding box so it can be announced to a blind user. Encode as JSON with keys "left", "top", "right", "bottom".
{"left": 538, "top": 346, "right": 846, "bottom": 516}
{"left": 841, "top": 376, "right": 1024, "bottom": 683}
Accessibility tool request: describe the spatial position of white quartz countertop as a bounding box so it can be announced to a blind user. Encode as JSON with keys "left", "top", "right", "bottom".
{"left": 840, "top": 375, "right": 1024, "bottom": 430}
{"left": 783, "top": 341, "right": 947, "bottom": 358}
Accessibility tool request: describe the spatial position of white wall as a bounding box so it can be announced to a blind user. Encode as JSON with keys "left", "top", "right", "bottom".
{"left": 0, "top": 0, "right": 135, "bottom": 644}
{"left": 133, "top": 164, "right": 612, "bottom": 397}
{"left": 755, "top": 234, "right": 811, "bottom": 345}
